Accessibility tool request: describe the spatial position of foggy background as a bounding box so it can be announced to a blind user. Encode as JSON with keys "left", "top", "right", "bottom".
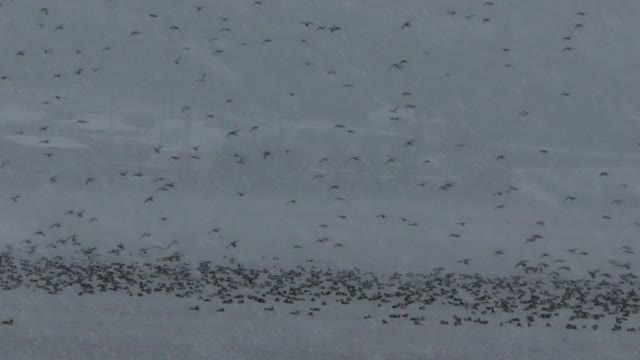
{"left": 1, "top": 0, "right": 639, "bottom": 359}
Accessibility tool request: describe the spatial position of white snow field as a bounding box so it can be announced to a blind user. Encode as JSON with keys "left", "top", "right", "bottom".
{"left": 1, "top": 0, "right": 640, "bottom": 358}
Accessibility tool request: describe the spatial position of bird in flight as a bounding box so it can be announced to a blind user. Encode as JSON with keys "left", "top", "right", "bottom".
{"left": 225, "top": 240, "right": 238, "bottom": 248}
{"left": 390, "top": 59, "right": 408, "bottom": 70}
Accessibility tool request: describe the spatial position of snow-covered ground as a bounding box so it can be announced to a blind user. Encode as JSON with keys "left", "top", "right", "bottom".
{"left": 1, "top": 290, "right": 638, "bottom": 360}
{"left": 1, "top": 0, "right": 639, "bottom": 358}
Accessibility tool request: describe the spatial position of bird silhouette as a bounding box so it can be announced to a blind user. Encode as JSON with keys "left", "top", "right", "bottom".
{"left": 225, "top": 240, "right": 239, "bottom": 248}
{"left": 390, "top": 60, "right": 408, "bottom": 70}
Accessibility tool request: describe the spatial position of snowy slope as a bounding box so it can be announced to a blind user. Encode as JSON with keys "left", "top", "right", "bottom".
{"left": 1, "top": 0, "right": 640, "bottom": 358}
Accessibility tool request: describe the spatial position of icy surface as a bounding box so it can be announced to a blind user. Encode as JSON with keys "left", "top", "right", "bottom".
{"left": 0, "top": 0, "right": 639, "bottom": 358}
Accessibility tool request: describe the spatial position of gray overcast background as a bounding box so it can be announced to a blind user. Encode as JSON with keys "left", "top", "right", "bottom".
{"left": 0, "top": 1, "right": 640, "bottom": 358}
{"left": 1, "top": 0, "right": 639, "bottom": 273}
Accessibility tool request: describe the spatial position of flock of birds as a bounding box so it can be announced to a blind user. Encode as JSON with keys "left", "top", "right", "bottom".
{"left": 0, "top": 0, "right": 639, "bottom": 331}
{"left": 1, "top": 252, "right": 640, "bottom": 332}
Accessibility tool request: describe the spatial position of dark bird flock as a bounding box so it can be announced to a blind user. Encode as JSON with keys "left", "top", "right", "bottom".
{"left": 0, "top": 0, "right": 639, "bottom": 337}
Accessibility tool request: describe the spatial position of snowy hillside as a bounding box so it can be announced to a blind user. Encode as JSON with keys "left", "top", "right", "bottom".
{"left": 1, "top": 0, "right": 640, "bottom": 358}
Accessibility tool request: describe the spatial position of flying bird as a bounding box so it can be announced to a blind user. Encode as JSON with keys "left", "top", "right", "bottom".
{"left": 403, "top": 140, "right": 415, "bottom": 147}
{"left": 208, "top": 227, "right": 222, "bottom": 235}
{"left": 225, "top": 240, "right": 239, "bottom": 248}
